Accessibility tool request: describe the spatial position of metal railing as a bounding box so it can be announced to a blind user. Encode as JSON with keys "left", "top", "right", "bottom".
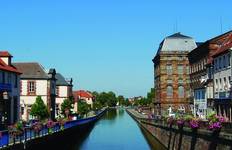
{"left": 0, "top": 108, "right": 106, "bottom": 148}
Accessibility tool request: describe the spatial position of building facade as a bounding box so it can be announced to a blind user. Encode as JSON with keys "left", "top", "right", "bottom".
{"left": 55, "top": 73, "right": 73, "bottom": 117}
{"left": 188, "top": 31, "right": 232, "bottom": 119}
{"left": 212, "top": 31, "right": 232, "bottom": 121}
{"left": 0, "top": 51, "right": 21, "bottom": 129}
{"left": 73, "top": 90, "right": 93, "bottom": 106}
{"left": 152, "top": 33, "right": 197, "bottom": 116}
{"left": 13, "top": 62, "right": 56, "bottom": 121}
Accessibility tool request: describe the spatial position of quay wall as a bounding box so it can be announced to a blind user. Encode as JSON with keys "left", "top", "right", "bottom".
{"left": 127, "top": 109, "right": 232, "bottom": 150}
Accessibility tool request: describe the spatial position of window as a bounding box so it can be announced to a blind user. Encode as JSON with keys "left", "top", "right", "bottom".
{"left": 186, "top": 66, "right": 189, "bottom": 74}
{"left": 167, "top": 79, "right": 172, "bottom": 84}
{"left": 56, "top": 87, "right": 59, "bottom": 97}
{"left": 28, "top": 81, "right": 36, "bottom": 94}
{"left": 178, "top": 79, "right": 183, "bottom": 84}
{"left": 166, "top": 65, "right": 172, "bottom": 75}
{"left": 228, "top": 54, "right": 231, "bottom": 66}
{"left": 224, "top": 77, "right": 227, "bottom": 90}
{"left": 21, "top": 105, "right": 24, "bottom": 115}
{"left": 178, "top": 56, "right": 183, "bottom": 61}
{"left": 178, "top": 86, "right": 184, "bottom": 98}
{"left": 214, "top": 59, "right": 218, "bottom": 71}
{"left": 223, "top": 55, "right": 226, "bottom": 68}
{"left": 219, "top": 57, "right": 222, "bottom": 69}
{"left": 215, "top": 79, "right": 218, "bottom": 91}
{"left": 167, "top": 86, "right": 173, "bottom": 98}
{"left": 219, "top": 78, "right": 222, "bottom": 90}
{"left": 178, "top": 65, "right": 183, "bottom": 74}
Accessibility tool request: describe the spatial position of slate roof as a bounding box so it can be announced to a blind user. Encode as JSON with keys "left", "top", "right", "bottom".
{"left": 13, "top": 62, "right": 49, "bottom": 79}
{"left": 157, "top": 32, "right": 197, "bottom": 53}
{"left": 56, "top": 73, "right": 70, "bottom": 86}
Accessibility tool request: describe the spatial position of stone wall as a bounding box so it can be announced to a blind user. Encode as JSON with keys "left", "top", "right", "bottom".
{"left": 127, "top": 109, "right": 232, "bottom": 150}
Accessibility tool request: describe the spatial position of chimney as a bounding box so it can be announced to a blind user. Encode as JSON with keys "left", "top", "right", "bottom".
{"left": 0, "top": 51, "right": 13, "bottom": 65}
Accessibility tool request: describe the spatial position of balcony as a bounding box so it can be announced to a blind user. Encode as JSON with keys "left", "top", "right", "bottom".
{"left": 0, "top": 83, "right": 12, "bottom": 92}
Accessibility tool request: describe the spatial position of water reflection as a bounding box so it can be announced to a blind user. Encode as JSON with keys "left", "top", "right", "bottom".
{"left": 78, "top": 108, "right": 160, "bottom": 150}
{"left": 43, "top": 108, "right": 166, "bottom": 150}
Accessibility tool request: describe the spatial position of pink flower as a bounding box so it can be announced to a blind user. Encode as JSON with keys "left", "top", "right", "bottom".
{"left": 189, "top": 119, "right": 199, "bottom": 129}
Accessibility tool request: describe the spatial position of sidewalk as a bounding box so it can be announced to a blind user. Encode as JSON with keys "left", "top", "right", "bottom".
{"left": 127, "top": 109, "right": 148, "bottom": 119}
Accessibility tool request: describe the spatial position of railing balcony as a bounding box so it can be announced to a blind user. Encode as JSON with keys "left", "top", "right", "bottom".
{"left": 0, "top": 83, "right": 12, "bottom": 92}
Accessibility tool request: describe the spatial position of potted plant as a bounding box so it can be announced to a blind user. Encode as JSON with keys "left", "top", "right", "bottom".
{"left": 32, "top": 121, "right": 43, "bottom": 134}
{"left": 46, "top": 119, "right": 55, "bottom": 134}
{"left": 8, "top": 121, "right": 24, "bottom": 138}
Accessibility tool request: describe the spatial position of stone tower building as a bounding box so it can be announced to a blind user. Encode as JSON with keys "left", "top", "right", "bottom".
{"left": 152, "top": 33, "right": 197, "bottom": 115}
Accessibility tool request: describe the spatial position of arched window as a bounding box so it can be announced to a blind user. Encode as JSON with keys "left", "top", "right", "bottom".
{"left": 167, "top": 86, "right": 173, "bottom": 98}
{"left": 178, "top": 86, "right": 184, "bottom": 98}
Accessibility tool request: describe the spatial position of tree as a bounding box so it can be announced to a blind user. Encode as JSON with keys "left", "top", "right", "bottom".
{"left": 147, "top": 88, "right": 155, "bottom": 105}
{"left": 30, "top": 96, "right": 49, "bottom": 120}
{"left": 78, "top": 100, "right": 90, "bottom": 117}
{"left": 106, "top": 91, "right": 117, "bottom": 107}
{"left": 92, "top": 101, "right": 102, "bottom": 110}
{"left": 117, "top": 95, "right": 125, "bottom": 106}
{"left": 61, "top": 99, "right": 73, "bottom": 117}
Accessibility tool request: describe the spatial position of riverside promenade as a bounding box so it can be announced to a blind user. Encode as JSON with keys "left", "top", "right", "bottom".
{"left": 127, "top": 108, "right": 232, "bottom": 150}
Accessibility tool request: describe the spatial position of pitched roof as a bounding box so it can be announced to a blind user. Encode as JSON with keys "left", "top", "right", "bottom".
{"left": 0, "top": 58, "right": 21, "bottom": 74}
{"left": 212, "top": 32, "right": 232, "bottom": 57}
{"left": 56, "top": 73, "right": 71, "bottom": 86}
{"left": 0, "top": 51, "right": 12, "bottom": 57}
{"left": 12, "top": 62, "right": 49, "bottom": 79}
{"left": 73, "top": 90, "right": 93, "bottom": 101}
{"left": 157, "top": 32, "right": 197, "bottom": 53}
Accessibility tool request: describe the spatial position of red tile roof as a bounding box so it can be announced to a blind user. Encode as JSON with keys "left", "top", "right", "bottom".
{"left": 212, "top": 33, "right": 232, "bottom": 57}
{"left": 0, "top": 51, "right": 13, "bottom": 57}
{"left": 0, "top": 51, "right": 21, "bottom": 74}
{"left": 73, "top": 90, "right": 93, "bottom": 102}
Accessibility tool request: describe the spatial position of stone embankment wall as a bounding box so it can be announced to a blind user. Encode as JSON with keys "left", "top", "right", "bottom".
{"left": 127, "top": 109, "right": 232, "bottom": 150}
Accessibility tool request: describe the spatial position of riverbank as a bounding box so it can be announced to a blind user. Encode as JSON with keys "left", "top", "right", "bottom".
{"left": 126, "top": 108, "right": 167, "bottom": 150}
{"left": 0, "top": 108, "right": 107, "bottom": 150}
{"left": 126, "top": 108, "right": 232, "bottom": 150}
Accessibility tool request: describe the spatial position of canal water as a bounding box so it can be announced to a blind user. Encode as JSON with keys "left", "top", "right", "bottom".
{"left": 72, "top": 108, "right": 166, "bottom": 150}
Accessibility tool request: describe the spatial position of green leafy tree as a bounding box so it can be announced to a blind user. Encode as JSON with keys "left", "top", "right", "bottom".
{"left": 78, "top": 100, "right": 90, "bottom": 117}
{"left": 30, "top": 96, "right": 49, "bottom": 120}
{"left": 92, "top": 101, "right": 102, "bottom": 110}
{"left": 61, "top": 99, "right": 74, "bottom": 117}
{"left": 117, "top": 95, "right": 125, "bottom": 106}
{"left": 98, "top": 92, "right": 108, "bottom": 106}
{"left": 124, "top": 98, "right": 131, "bottom": 106}
{"left": 106, "top": 91, "right": 117, "bottom": 107}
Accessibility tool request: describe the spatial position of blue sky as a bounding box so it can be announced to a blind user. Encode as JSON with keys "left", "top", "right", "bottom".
{"left": 0, "top": 0, "right": 231, "bottom": 97}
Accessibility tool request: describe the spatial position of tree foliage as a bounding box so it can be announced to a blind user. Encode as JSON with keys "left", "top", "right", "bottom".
{"left": 61, "top": 99, "right": 73, "bottom": 117}
{"left": 117, "top": 95, "right": 125, "bottom": 106}
{"left": 78, "top": 100, "right": 90, "bottom": 116}
{"left": 30, "top": 96, "right": 49, "bottom": 120}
